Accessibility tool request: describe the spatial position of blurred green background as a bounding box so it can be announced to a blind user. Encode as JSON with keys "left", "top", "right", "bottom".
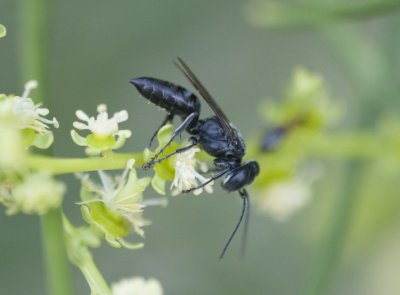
{"left": 1, "top": 1, "right": 400, "bottom": 294}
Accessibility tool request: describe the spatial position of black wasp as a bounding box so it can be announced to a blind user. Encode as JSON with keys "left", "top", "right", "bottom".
{"left": 130, "top": 58, "right": 259, "bottom": 258}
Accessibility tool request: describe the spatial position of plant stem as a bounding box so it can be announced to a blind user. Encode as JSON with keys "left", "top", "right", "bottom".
{"left": 40, "top": 209, "right": 74, "bottom": 295}
{"left": 80, "top": 258, "right": 111, "bottom": 295}
{"left": 27, "top": 153, "right": 144, "bottom": 175}
{"left": 246, "top": 0, "right": 400, "bottom": 28}
{"left": 19, "top": 0, "right": 51, "bottom": 102}
{"left": 306, "top": 133, "right": 381, "bottom": 159}
{"left": 19, "top": 0, "right": 74, "bottom": 294}
{"left": 302, "top": 161, "right": 362, "bottom": 295}
{"left": 302, "top": 23, "right": 393, "bottom": 295}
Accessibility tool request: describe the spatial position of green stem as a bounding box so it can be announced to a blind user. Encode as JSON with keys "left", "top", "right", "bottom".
{"left": 18, "top": 0, "right": 74, "bottom": 294}
{"left": 302, "top": 161, "right": 362, "bottom": 295}
{"left": 27, "top": 153, "right": 144, "bottom": 175}
{"left": 40, "top": 209, "right": 74, "bottom": 295}
{"left": 246, "top": 0, "right": 400, "bottom": 28}
{"left": 19, "top": 0, "right": 51, "bottom": 102}
{"left": 306, "top": 133, "right": 381, "bottom": 159}
{"left": 302, "top": 21, "right": 394, "bottom": 295}
{"left": 80, "top": 258, "right": 111, "bottom": 295}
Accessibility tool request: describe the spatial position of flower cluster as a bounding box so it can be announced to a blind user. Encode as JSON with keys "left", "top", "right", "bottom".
{"left": 259, "top": 67, "right": 341, "bottom": 131}
{"left": 0, "top": 81, "right": 62, "bottom": 215}
{"left": 0, "top": 81, "right": 59, "bottom": 171}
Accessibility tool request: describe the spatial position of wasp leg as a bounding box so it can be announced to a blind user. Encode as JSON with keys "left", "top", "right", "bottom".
{"left": 239, "top": 189, "right": 250, "bottom": 259}
{"left": 150, "top": 138, "right": 198, "bottom": 165}
{"left": 148, "top": 113, "right": 174, "bottom": 148}
{"left": 219, "top": 189, "right": 249, "bottom": 259}
{"left": 143, "top": 112, "right": 199, "bottom": 169}
{"left": 182, "top": 168, "right": 230, "bottom": 193}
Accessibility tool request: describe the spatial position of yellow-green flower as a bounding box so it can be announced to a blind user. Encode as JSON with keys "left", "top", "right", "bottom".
{"left": 71, "top": 104, "right": 131, "bottom": 156}
{"left": 0, "top": 81, "right": 58, "bottom": 150}
{"left": 260, "top": 67, "right": 341, "bottom": 130}
{"left": 144, "top": 124, "right": 213, "bottom": 196}
{"left": 250, "top": 67, "right": 340, "bottom": 189}
{"left": 78, "top": 160, "right": 154, "bottom": 249}
{"left": 144, "top": 124, "right": 179, "bottom": 195}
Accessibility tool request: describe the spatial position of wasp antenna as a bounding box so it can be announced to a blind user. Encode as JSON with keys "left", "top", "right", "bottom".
{"left": 219, "top": 190, "right": 249, "bottom": 259}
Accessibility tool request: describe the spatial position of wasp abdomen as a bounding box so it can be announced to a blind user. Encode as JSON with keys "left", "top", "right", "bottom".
{"left": 130, "top": 77, "right": 200, "bottom": 117}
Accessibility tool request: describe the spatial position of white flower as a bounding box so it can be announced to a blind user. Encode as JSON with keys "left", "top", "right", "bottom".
{"left": 258, "top": 180, "right": 311, "bottom": 222}
{"left": 11, "top": 80, "right": 59, "bottom": 133}
{"left": 170, "top": 146, "right": 213, "bottom": 196}
{"left": 71, "top": 104, "right": 132, "bottom": 155}
{"left": 111, "top": 277, "right": 163, "bottom": 295}
{"left": 73, "top": 104, "right": 131, "bottom": 138}
{"left": 9, "top": 173, "right": 65, "bottom": 215}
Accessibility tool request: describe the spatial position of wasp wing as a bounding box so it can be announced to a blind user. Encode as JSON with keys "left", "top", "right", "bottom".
{"left": 175, "top": 57, "right": 236, "bottom": 138}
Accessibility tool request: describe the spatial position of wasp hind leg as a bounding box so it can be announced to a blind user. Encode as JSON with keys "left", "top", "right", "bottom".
{"left": 219, "top": 189, "right": 249, "bottom": 259}
{"left": 148, "top": 113, "right": 174, "bottom": 148}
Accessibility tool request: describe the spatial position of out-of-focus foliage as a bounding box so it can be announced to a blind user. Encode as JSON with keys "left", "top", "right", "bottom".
{"left": 249, "top": 68, "right": 339, "bottom": 188}
{"left": 0, "top": 24, "right": 5, "bottom": 38}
